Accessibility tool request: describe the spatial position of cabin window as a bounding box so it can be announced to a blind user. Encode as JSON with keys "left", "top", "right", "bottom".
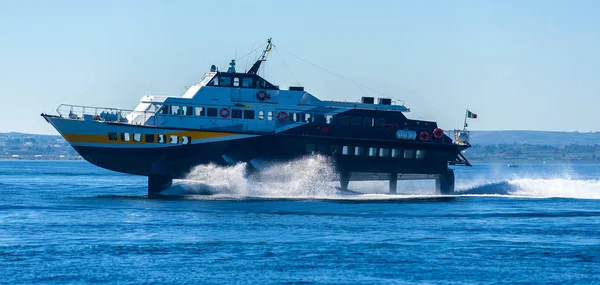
{"left": 379, "top": 148, "right": 389, "bottom": 157}
{"left": 158, "top": 135, "right": 166, "bottom": 144}
{"left": 404, "top": 150, "right": 414, "bottom": 159}
{"left": 133, "top": 133, "right": 142, "bottom": 142}
{"left": 244, "top": 110, "right": 255, "bottom": 119}
{"left": 208, "top": 76, "right": 219, "bottom": 86}
{"left": 121, "top": 133, "right": 130, "bottom": 142}
{"left": 342, "top": 146, "right": 350, "bottom": 155}
{"left": 318, "top": 144, "right": 329, "bottom": 154}
{"left": 330, "top": 145, "right": 338, "bottom": 154}
{"left": 232, "top": 109, "right": 242, "bottom": 119}
{"left": 257, "top": 78, "right": 266, "bottom": 88}
{"left": 160, "top": 105, "right": 170, "bottom": 114}
{"left": 145, "top": 134, "right": 155, "bottom": 143}
{"left": 233, "top": 77, "right": 240, "bottom": 87}
{"left": 313, "top": 114, "right": 325, "bottom": 124}
{"left": 290, "top": 113, "right": 299, "bottom": 122}
{"left": 303, "top": 114, "right": 311, "bottom": 123}
{"left": 354, "top": 146, "right": 363, "bottom": 156}
{"left": 107, "top": 132, "right": 118, "bottom": 141}
{"left": 195, "top": 107, "right": 205, "bottom": 116}
{"left": 351, "top": 116, "right": 362, "bottom": 126}
{"left": 391, "top": 149, "right": 402, "bottom": 158}
{"left": 368, "top": 147, "right": 377, "bottom": 157}
{"left": 306, "top": 144, "right": 315, "bottom": 153}
{"left": 242, "top": 77, "right": 254, "bottom": 88}
{"left": 326, "top": 115, "right": 334, "bottom": 124}
{"left": 185, "top": 106, "right": 194, "bottom": 116}
{"left": 181, "top": 136, "right": 191, "bottom": 145}
{"left": 267, "top": 111, "right": 273, "bottom": 121}
{"left": 220, "top": 76, "right": 231, "bottom": 86}
{"left": 169, "top": 135, "right": 178, "bottom": 144}
{"left": 338, "top": 116, "right": 350, "bottom": 126}
{"left": 258, "top": 111, "right": 264, "bottom": 120}
{"left": 416, "top": 150, "right": 426, "bottom": 159}
{"left": 376, "top": 118, "right": 386, "bottom": 127}
{"left": 363, "top": 117, "right": 374, "bottom": 127}
{"left": 171, "top": 106, "right": 182, "bottom": 115}
{"left": 207, "top": 108, "right": 218, "bottom": 117}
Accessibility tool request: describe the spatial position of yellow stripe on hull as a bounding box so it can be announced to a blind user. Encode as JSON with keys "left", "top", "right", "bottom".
{"left": 63, "top": 130, "right": 238, "bottom": 144}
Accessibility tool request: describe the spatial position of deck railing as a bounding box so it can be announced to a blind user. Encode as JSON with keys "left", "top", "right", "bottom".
{"left": 56, "top": 104, "right": 157, "bottom": 126}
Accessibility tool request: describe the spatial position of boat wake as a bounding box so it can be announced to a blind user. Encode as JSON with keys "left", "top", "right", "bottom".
{"left": 458, "top": 178, "right": 600, "bottom": 199}
{"left": 160, "top": 155, "right": 600, "bottom": 200}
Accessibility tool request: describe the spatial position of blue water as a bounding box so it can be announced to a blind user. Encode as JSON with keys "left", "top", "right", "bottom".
{"left": 1, "top": 160, "right": 600, "bottom": 284}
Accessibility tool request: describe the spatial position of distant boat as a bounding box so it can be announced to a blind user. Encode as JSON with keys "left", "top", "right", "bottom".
{"left": 508, "top": 162, "right": 518, "bottom": 168}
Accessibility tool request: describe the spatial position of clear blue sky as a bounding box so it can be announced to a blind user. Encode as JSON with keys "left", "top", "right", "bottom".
{"left": 1, "top": 0, "right": 599, "bottom": 134}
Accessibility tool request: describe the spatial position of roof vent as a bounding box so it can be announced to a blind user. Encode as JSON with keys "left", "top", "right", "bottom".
{"left": 361, "top": 97, "right": 375, "bottom": 104}
{"left": 378, "top": 98, "right": 392, "bottom": 105}
{"left": 289, "top": 86, "right": 304, "bottom": 91}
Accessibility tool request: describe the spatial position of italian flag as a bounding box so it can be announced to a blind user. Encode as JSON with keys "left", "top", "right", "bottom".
{"left": 467, "top": 110, "right": 478, "bottom": 119}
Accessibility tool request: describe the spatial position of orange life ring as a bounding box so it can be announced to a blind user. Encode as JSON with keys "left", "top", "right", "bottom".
{"left": 256, "top": 91, "right": 269, "bottom": 101}
{"left": 276, "top": 111, "right": 288, "bottom": 122}
{"left": 432, "top": 128, "right": 444, "bottom": 139}
{"left": 419, "top": 131, "right": 430, "bottom": 142}
{"left": 220, "top": 108, "right": 230, "bottom": 118}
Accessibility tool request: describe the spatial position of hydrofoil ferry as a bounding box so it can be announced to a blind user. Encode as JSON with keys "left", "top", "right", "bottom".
{"left": 42, "top": 39, "right": 472, "bottom": 197}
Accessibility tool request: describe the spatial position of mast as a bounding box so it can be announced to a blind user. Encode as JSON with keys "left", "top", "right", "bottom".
{"left": 247, "top": 38, "right": 272, "bottom": 75}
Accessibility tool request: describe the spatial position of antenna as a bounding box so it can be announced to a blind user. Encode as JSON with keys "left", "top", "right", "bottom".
{"left": 247, "top": 38, "right": 273, "bottom": 75}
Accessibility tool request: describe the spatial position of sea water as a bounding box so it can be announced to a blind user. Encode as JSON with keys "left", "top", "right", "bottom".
{"left": 0, "top": 159, "right": 599, "bottom": 284}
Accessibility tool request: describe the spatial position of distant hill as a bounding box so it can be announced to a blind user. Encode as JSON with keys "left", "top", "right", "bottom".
{"left": 469, "top": 131, "right": 600, "bottom": 146}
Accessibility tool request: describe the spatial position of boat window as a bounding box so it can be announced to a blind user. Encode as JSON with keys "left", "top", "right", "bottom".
{"left": 391, "top": 149, "right": 402, "bottom": 158}
{"left": 232, "top": 109, "right": 242, "bottom": 119}
{"left": 242, "top": 77, "right": 254, "bottom": 88}
{"left": 195, "top": 107, "right": 205, "bottom": 116}
{"left": 368, "top": 147, "right": 377, "bottom": 157}
{"left": 207, "top": 108, "right": 218, "bottom": 117}
{"left": 121, "top": 133, "right": 130, "bottom": 142}
{"left": 160, "top": 105, "right": 170, "bottom": 114}
{"left": 289, "top": 113, "right": 298, "bottom": 122}
{"left": 258, "top": 111, "right": 264, "bottom": 120}
{"left": 145, "top": 134, "right": 155, "bottom": 143}
{"left": 219, "top": 76, "right": 232, "bottom": 86}
{"left": 363, "top": 117, "right": 374, "bottom": 127}
{"left": 338, "top": 116, "right": 349, "bottom": 126}
{"left": 207, "top": 76, "right": 219, "bottom": 86}
{"left": 158, "top": 135, "right": 166, "bottom": 144}
{"left": 233, "top": 77, "right": 240, "bottom": 87}
{"left": 376, "top": 118, "right": 386, "bottom": 127}
{"left": 416, "top": 150, "right": 426, "bottom": 159}
{"left": 351, "top": 116, "right": 362, "bottom": 126}
{"left": 181, "top": 136, "right": 191, "bottom": 145}
{"left": 342, "top": 146, "right": 350, "bottom": 155}
{"left": 267, "top": 111, "right": 273, "bottom": 121}
{"left": 133, "top": 133, "right": 142, "bottom": 142}
{"left": 379, "top": 148, "right": 389, "bottom": 157}
{"left": 404, "top": 150, "right": 414, "bottom": 159}
{"left": 244, "top": 110, "right": 255, "bottom": 119}
{"left": 303, "top": 114, "right": 311, "bottom": 123}
{"left": 326, "top": 115, "right": 334, "bottom": 124}
{"left": 313, "top": 114, "right": 325, "bottom": 124}
{"left": 257, "top": 78, "right": 266, "bottom": 88}
{"left": 169, "top": 135, "right": 178, "bottom": 144}
{"left": 330, "top": 145, "right": 338, "bottom": 154}
{"left": 107, "top": 132, "right": 118, "bottom": 141}
{"left": 354, "top": 146, "right": 363, "bottom": 156}
{"left": 171, "top": 106, "right": 182, "bottom": 115}
{"left": 185, "top": 106, "right": 194, "bottom": 116}
{"left": 316, "top": 144, "right": 327, "bottom": 154}
{"left": 306, "top": 144, "right": 315, "bottom": 153}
